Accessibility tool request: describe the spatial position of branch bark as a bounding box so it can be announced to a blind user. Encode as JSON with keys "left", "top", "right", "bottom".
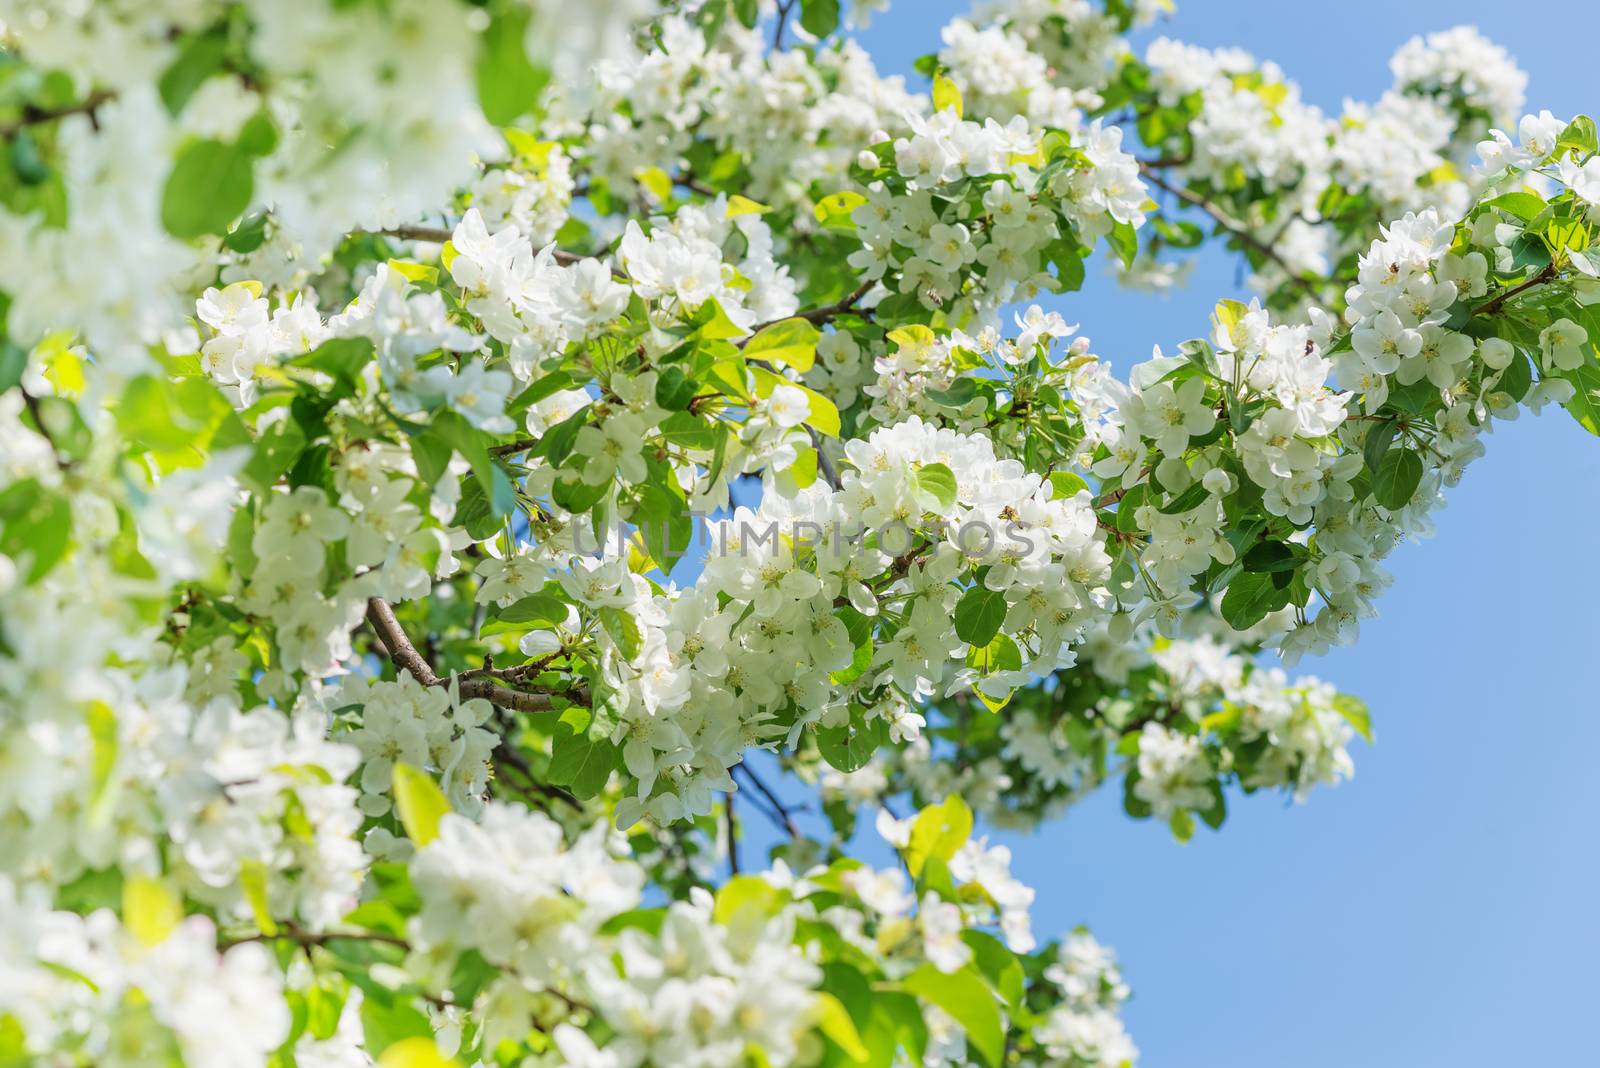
{"left": 1, "top": 91, "right": 114, "bottom": 138}
{"left": 365, "top": 597, "right": 587, "bottom": 711}
{"left": 1473, "top": 262, "right": 1558, "bottom": 318}
{"left": 378, "top": 225, "right": 584, "bottom": 266}
{"left": 1139, "top": 164, "right": 1324, "bottom": 305}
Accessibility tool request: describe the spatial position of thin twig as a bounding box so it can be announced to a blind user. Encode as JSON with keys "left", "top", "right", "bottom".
{"left": 806, "top": 425, "right": 841, "bottom": 489}
{"left": 726, "top": 790, "right": 740, "bottom": 875}
{"left": 365, "top": 597, "right": 588, "bottom": 711}
{"left": 772, "top": 0, "right": 795, "bottom": 51}
{"left": 734, "top": 763, "right": 801, "bottom": 839}
{"left": 0, "top": 91, "right": 114, "bottom": 138}
{"left": 219, "top": 921, "right": 408, "bottom": 951}
{"left": 753, "top": 279, "right": 876, "bottom": 333}
{"left": 1473, "top": 262, "right": 1558, "bottom": 318}
{"left": 19, "top": 388, "right": 70, "bottom": 471}
{"left": 1139, "top": 164, "right": 1323, "bottom": 305}
{"left": 378, "top": 225, "right": 584, "bottom": 266}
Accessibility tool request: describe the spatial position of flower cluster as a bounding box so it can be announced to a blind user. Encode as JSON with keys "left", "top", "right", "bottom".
{"left": 2, "top": 2, "right": 1598, "bottom": 1066}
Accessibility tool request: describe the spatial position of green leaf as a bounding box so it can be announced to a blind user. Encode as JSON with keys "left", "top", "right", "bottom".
{"left": 476, "top": 9, "right": 548, "bottom": 126}
{"left": 376, "top": 1037, "right": 459, "bottom": 1068}
{"left": 599, "top": 605, "right": 643, "bottom": 660}
{"left": 1334, "top": 693, "right": 1374, "bottom": 744}
{"left": 85, "top": 700, "right": 118, "bottom": 821}
{"left": 391, "top": 763, "right": 451, "bottom": 847}
{"left": 731, "top": 0, "right": 760, "bottom": 28}
{"left": 1219, "top": 570, "right": 1291, "bottom": 630}
{"left": 1558, "top": 115, "right": 1599, "bottom": 157}
{"left": 902, "top": 965, "right": 1003, "bottom": 1067}
{"left": 1361, "top": 419, "right": 1397, "bottom": 473}
{"left": 816, "top": 992, "right": 871, "bottom": 1064}
{"left": 817, "top": 708, "right": 886, "bottom": 772}
{"left": 906, "top": 795, "right": 971, "bottom": 878}
{"left": 1106, "top": 220, "right": 1139, "bottom": 269}
{"left": 542, "top": 406, "right": 589, "bottom": 467}
{"left": 0, "top": 478, "right": 71, "bottom": 583}
{"left": 813, "top": 190, "right": 867, "bottom": 230}
{"left": 1481, "top": 191, "right": 1546, "bottom": 222}
{"left": 750, "top": 366, "right": 840, "bottom": 436}
{"left": 1497, "top": 349, "right": 1533, "bottom": 402}
{"left": 236, "top": 110, "right": 278, "bottom": 158}
{"left": 122, "top": 875, "right": 183, "bottom": 947}
{"left": 158, "top": 32, "right": 226, "bottom": 115}
{"left": 1371, "top": 448, "right": 1423, "bottom": 510}
{"left": 798, "top": 0, "right": 841, "bottom": 38}
{"left": 360, "top": 995, "right": 433, "bottom": 1058}
{"left": 1157, "top": 481, "right": 1210, "bottom": 515}
{"left": 713, "top": 874, "right": 784, "bottom": 926}
{"left": 912, "top": 462, "right": 958, "bottom": 511}
{"left": 242, "top": 416, "right": 308, "bottom": 493}
{"left": 1045, "top": 237, "right": 1086, "bottom": 291}
{"left": 547, "top": 729, "right": 618, "bottom": 800}
{"left": 290, "top": 337, "right": 374, "bottom": 386}
{"left": 162, "top": 139, "right": 253, "bottom": 239}
{"left": 953, "top": 586, "right": 1006, "bottom": 646}
{"left": 0, "top": 342, "right": 27, "bottom": 395}
{"left": 1560, "top": 362, "right": 1600, "bottom": 436}
{"left": 239, "top": 859, "right": 277, "bottom": 936}
{"left": 506, "top": 371, "right": 577, "bottom": 415}
{"left": 479, "top": 593, "right": 568, "bottom": 638}
{"left": 430, "top": 412, "right": 517, "bottom": 520}
{"left": 654, "top": 366, "right": 698, "bottom": 411}
{"left": 1241, "top": 540, "right": 1303, "bottom": 574}
{"left": 1048, "top": 471, "right": 1088, "bottom": 499}
{"left": 961, "top": 930, "right": 1024, "bottom": 1009}
{"left": 744, "top": 317, "right": 821, "bottom": 372}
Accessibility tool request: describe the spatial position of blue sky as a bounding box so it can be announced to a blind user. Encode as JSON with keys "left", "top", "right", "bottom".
{"left": 767, "top": 4, "right": 1600, "bottom": 1064}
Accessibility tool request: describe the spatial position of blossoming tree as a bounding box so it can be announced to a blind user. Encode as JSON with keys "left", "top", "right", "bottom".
{"left": 1, "top": 0, "right": 1595, "bottom": 1065}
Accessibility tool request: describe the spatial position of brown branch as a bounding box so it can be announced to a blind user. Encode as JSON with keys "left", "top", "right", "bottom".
{"left": 733, "top": 763, "right": 801, "bottom": 839}
{"left": 19, "top": 388, "right": 71, "bottom": 471}
{"left": 365, "top": 597, "right": 587, "bottom": 711}
{"left": 219, "top": 920, "right": 408, "bottom": 951}
{"left": 772, "top": 0, "right": 795, "bottom": 51}
{"left": 1473, "top": 262, "right": 1558, "bottom": 318}
{"left": 378, "top": 225, "right": 584, "bottom": 266}
{"left": 1139, "top": 164, "right": 1324, "bottom": 305}
{"left": 1, "top": 91, "right": 114, "bottom": 138}
{"left": 754, "top": 279, "right": 876, "bottom": 334}
{"left": 488, "top": 437, "right": 540, "bottom": 456}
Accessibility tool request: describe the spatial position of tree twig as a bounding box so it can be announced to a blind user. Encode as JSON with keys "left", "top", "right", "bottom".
{"left": 219, "top": 920, "right": 408, "bottom": 951}
{"left": 1139, "top": 164, "right": 1323, "bottom": 305}
{"left": 1473, "top": 262, "right": 1558, "bottom": 318}
{"left": 726, "top": 790, "right": 741, "bottom": 874}
{"left": 734, "top": 763, "right": 801, "bottom": 839}
{"left": 772, "top": 0, "right": 795, "bottom": 51}
{"left": 753, "top": 279, "right": 876, "bottom": 333}
{"left": 378, "top": 225, "right": 584, "bottom": 266}
{"left": 1, "top": 91, "right": 114, "bottom": 138}
{"left": 365, "top": 597, "right": 587, "bottom": 711}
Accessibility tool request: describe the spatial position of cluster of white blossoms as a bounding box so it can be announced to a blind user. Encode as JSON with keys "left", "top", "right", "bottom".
{"left": 1131, "top": 26, "right": 1529, "bottom": 307}
{"left": 820, "top": 623, "right": 1359, "bottom": 839}
{"left": 549, "top": 14, "right": 921, "bottom": 205}
{"left": 1035, "top": 933, "right": 1139, "bottom": 1068}
{"left": 400, "top": 798, "right": 1101, "bottom": 1068}
{"left": 0, "top": 882, "right": 294, "bottom": 1068}
{"left": 336, "top": 672, "right": 498, "bottom": 835}
{"left": 0, "top": 0, "right": 660, "bottom": 362}
{"left": 4, "top": 0, "right": 1599, "bottom": 1065}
